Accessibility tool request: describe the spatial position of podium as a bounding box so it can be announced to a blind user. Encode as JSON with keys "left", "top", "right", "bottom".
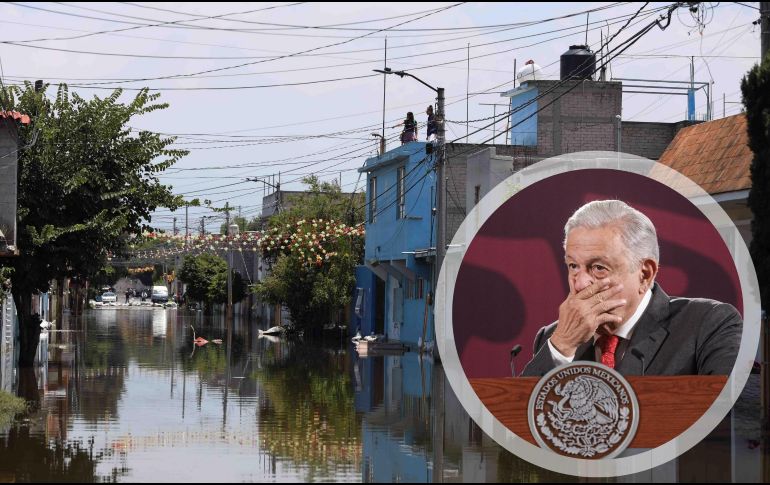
{"left": 469, "top": 376, "right": 727, "bottom": 448}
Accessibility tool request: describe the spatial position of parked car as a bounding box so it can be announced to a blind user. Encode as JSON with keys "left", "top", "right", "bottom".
{"left": 101, "top": 292, "right": 117, "bottom": 303}
{"left": 151, "top": 285, "right": 169, "bottom": 304}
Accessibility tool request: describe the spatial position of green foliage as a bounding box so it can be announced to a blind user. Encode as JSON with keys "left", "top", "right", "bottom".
{"left": 0, "top": 391, "right": 26, "bottom": 428}
{"left": 0, "top": 267, "right": 12, "bottom": 298}
{"left": 219, "top": 216, "right": 248, "bottom": 235}
{"left": 178, "top": 253, "right": 246, "bottom": 311}
{"left": 742, "top": 55, "right": 770, "bottom": 309}
{"left": 253, "top": 176, "right": 364, "bottom": 328}
{"left": 0, "top": 82, "right": 187, "bottom": 364}
{"left": 270, "top": 176, "right": 364, "bottom": 229}
{"left": 0, "top": 82, "right": 186, "bottom": 293}
{"left": 151, "top": 264, "right": 166, "bottom": 285}
{"left": 89, "top": 265, "right": 129, "bottom": 293}
{"left": 246, "top": 217, "right": 264, "bottom": 232}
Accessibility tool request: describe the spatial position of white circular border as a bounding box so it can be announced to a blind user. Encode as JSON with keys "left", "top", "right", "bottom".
{"left": 435, "top": 151, "right": 761, "bottom": 477}
{"left": 527, "top": 362, "right": 641, "bottom": 459}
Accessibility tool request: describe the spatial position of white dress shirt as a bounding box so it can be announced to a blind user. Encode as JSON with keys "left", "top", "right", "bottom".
{"left": 547, "top": 288, "right": 653, "bottom": 365}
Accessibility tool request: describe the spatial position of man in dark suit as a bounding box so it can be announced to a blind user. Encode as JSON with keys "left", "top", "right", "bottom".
{"left": 521, "top": 200, "right": 742, "bottom": 377}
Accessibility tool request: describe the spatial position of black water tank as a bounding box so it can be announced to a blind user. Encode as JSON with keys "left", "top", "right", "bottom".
{"left": 560, "top": 45, "right": 595, "bottom": 81}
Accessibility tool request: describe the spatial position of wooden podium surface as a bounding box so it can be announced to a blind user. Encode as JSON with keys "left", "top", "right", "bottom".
{"left": 470, "top": 376, "right": 727, "bottom": 449}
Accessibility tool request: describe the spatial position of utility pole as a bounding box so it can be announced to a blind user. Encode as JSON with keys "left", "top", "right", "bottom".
{"left": 185, "top": 204, "right": 189, "bottom": 247}
{"left": 227, "top": 223, "right": 239, "bottom": 323}
{"left": 245, "top": 175, "right": 281, "bottom": 216}
{"left": 762, "top": 2, "right": 770, "bottom": 62}
{"left": 436, "top": 87, "right": 446, "bottom": 287}
{"left": 277, "top": 172, "right": 282, "bottom": 214}
{"left": 200, "top": 217, "right": 205, "bottom": 236}
{"left": 224, "top": 202, "right": 231, "bottom": 230}
{"left": 173, "top": 217, "right": 177, "bottom": 236}
{"left": 372, "top": 67, "right": 444, "bottom": 353}
{"left": 382, "top": 37, "right": 387, "bottom": 146}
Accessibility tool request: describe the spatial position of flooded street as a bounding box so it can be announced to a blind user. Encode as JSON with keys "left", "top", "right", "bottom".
{"left": 0, "top": 307, "right": 765, "bottom": 482}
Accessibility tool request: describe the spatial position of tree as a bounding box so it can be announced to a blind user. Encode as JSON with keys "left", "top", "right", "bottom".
{"left": 178, "top": 253, "right": 246, "bottom": 312}
{"left": 741, "top": 56, "right": 770, "bottom": 310}
{"left": 0, "top": 83, "right": 187, "bottom": 365}
{"left": 88, "top": 264, "right": 129, "bottom": 298}
{"left": 246, "top": 217, "right": 264, "bottom": 232}
{"left": 253, "top": 176, "right": 365, "bottom": 330}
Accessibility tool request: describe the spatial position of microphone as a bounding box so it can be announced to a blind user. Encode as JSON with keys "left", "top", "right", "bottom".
{"left": 510, "top": 344, "right": 523, "bottom": 377}
{"left": 631, "top": 348, "right": 646, "bottom": 376}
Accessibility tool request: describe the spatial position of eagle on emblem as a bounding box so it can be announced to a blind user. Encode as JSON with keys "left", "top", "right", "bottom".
{"left": 549, "top": 375, "right": 619, "bottom": 425}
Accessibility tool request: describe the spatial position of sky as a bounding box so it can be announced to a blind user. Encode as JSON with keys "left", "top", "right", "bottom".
{"left": 0, "top": 2, "right": 762, "bottom": 233}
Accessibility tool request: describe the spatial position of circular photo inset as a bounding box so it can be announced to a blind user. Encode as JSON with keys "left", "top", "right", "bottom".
{"left": 435, "top": 152, "right": 760, "bottom": 477}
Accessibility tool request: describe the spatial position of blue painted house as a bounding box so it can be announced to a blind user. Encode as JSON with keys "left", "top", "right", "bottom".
{"left": 353, "top": 142, "right": 436, "bottom": 346}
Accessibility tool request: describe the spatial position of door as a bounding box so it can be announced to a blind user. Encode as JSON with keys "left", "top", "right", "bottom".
{"left": 375, "top": 277, "right": 385, "bottom": 336}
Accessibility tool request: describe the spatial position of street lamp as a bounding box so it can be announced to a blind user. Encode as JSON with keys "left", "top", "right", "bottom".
{"left": 373, "top": 68, "right": 445, "bottom": 352}
{"left": 246, "top": 176, "right": 282, "bottom": 214}
{"left": 370, "top": 133, "right": 385, "bottom": 156}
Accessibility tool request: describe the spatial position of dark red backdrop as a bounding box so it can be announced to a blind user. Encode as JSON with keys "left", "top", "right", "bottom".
{"left": 452, "top": 169, "right": 742, "bottom": 379}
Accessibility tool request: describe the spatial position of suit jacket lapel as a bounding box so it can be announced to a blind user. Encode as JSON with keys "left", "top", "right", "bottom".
{"left": 575, "top": 340, "right": 595, "bottom": 362}
{"left": 616, "top": 283, "right": 671, "bottom": 375}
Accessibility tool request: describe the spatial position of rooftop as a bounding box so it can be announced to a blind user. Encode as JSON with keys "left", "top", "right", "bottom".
{"left": 657, "top": 113, "right": 751, "bottom": 195}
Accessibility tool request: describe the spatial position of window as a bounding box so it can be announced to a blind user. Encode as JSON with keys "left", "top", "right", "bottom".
{"left": 405, "top": 280, "right": 415, "bottom": 300}
{"left": 397, "top": 166, "right": 406, "bottom": 219}
{"left": 474, "top": 185, "right": 481, "bottom": 205}
{"left": 369, "top": 177, "right": 377, "bottom": 223}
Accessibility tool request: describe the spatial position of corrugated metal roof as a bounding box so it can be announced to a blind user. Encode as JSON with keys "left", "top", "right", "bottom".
{"left": 0, "top": 111, "right": 31, "bottom": 124}
{"left": 656, "top": 113, "right": 752, "bottom": 195}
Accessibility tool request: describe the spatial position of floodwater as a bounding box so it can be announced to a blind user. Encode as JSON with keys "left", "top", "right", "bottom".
{"left": 0, "top": 307, "right": 766, "bottom": 482}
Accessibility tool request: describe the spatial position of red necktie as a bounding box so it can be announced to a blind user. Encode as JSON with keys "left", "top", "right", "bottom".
{"left": 596, "top": 335, "right": 620, "bottom": 369}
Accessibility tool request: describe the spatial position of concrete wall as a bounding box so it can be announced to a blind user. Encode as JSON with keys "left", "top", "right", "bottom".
{"left": 0, "top": 294, "right": 16, "bottom": 393}
{"left": 0, "top": 120, "right": 18, "bottom": 253}
{"left": 445, "top": 143, "right": 539, "bottom": 243}
{"left": 533, "top": 80, "right": 622, "bottom": 158}
{"left": 260, "top": 190, "right": 304, "bottom": 218}
{"left": 621, "top": 121, "right": 677, "bottom": 160}
{"left": 465, "top": 147, "right": 515, "bottom": 213}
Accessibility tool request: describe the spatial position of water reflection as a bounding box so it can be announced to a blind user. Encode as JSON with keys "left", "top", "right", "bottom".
{"left": 0, "top": 307, "right": 764, "bottom": 482}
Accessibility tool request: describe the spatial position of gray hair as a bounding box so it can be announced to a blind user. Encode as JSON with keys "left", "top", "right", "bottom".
{"left": 563, "top": 200, "right": 659, "bottom": 267}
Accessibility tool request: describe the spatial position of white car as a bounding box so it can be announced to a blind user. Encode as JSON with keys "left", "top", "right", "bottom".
{"left": 151, "top": 286, "right": 169, "bottom": 304}
{"left": 101, "top": 291, "right": 117, "bottom": 303}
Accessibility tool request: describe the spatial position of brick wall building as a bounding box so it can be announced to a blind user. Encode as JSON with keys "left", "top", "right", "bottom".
{"left": 503, "top": 79, "right": 696, "bottom": 161}
{"left": 444, "top": 143, "right": 538, "bottom": 241}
